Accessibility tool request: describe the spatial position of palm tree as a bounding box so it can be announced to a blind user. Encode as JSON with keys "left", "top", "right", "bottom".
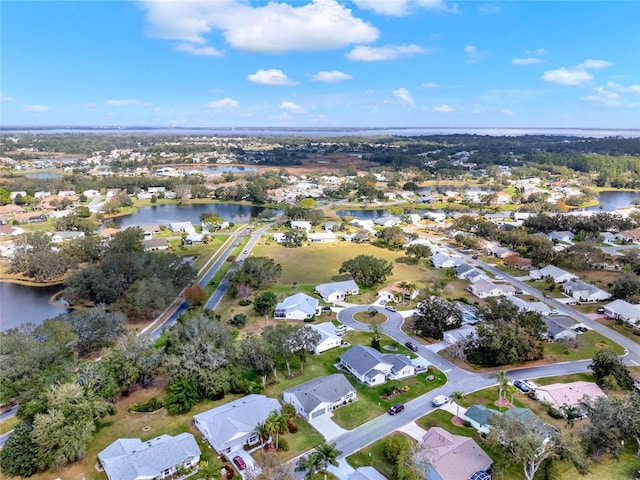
{"left": 398, "top": 281, "right": 411, "bottom": 305}
{"left": 281, "top": 402, "right": 297, "bottom": 424}
{"left": 314, "top": 442, "right": 342, "bottom": 480}
{"left": 295, "top": 453, "right": 321, "bottom": 480}
{"left": 266, "top": 410, "right": 288, "bottom": 450}
{"left": 451, "top": 391, "right": 465, "bottom": 420}
{"left": 495, "top": 370, "right": 509, "bottom": 402}
{"left": 253, "top": 421, "right": 270, "bottom": 446}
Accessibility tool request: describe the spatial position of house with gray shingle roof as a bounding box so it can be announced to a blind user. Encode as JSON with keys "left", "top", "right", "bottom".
{"left": 463, "top": 405, "right": 497, "bottom": 434}
{"left": 98, "top": 433, "right": 201, "bottom": 480}
{"left": 562, "top": 280, "right": 611, "bottom": 302}
{"left": 283, "top": 374, "right": 357, "bottom": 422}
{"left": 340, "top": 345, "right": 415, "bottom": 386}
{"left": 194, "top": 394, "right": 280, "bottom": 454}
{"left": 604, "top": 299, "right": 640, "bottom": 326}
{"left": 315, "top": 280, "right": 360, "bottom": 303}
{"left": 528, "top": 265, "right": 576, "bottom": 283}
{"left": 542, "top": 315, "right": 577, "bottom": 341}
{"left": 274, "top": 292, "right": 319, "bottom": 320}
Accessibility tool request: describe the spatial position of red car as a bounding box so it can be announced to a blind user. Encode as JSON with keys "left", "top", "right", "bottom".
{"left": 388, "top": 403, "right": 405, "bottom": 415}
{"left": 233, "top": 455, "right": 247, "bottom": 471}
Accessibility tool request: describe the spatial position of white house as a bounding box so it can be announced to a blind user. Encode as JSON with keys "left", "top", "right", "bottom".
{"left": 169, "top": 221, "right": 195, "bottom": 233}
{"left": 98, "top": 433, "right": 201, "bottom": 480}
{"left": 316, "top": 280, "right": 360, "bottom": 303}
{"left": 309, "top": 322, "right": 343, "bottom": 354}
{"left": 505, "top": 296, "right": 551, "bottom": 316}
{"left": 603, "top": 299, "right": 640, "bottom": 326}
{"left": 528, "top": 265, "right": 576, "bottom": 283}
{"left": 455, "top": 264, "right": 490, "bottom": 283}
{"left": 274, "top": 292, "right": 319, "bottom": 321}
{"left": 307, "top": 232, "right": 337, "bottom": 243}
{"left": 283, "top": 374, "right": 357, "bottom": 422}
{"left": 374, "top": 216, "right": 401, "bottom": 227}
{"left": 52, "top": 231, "right": 85, "bottom": 243}
{"left": 339, "top": 345, "right": 415, "bottom": 386}
{"left": 542, "top": 315, "right": 578, "bottom": 341}
{"left": 548, "top": 231, "right": 575, "bottom": 244}
{"left": 431, "top": 251, "right": 464, "bottom": 269}
{"left": 466, "top": 279, "right": 509, "bottom": 298}
{"left": 291, "top": 220, "right": 312, "bottom": 232}
{"left": 534, "top": 381, "right": 606, "bottom": 410}
{"left": 562, "top": 280, "right": 611, "bottom": 302}
{"left": 194, "top": 394, "right": 281, "bottom": 454}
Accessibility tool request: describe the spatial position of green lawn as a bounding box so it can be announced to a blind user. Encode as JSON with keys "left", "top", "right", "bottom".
{"left": 524, "top": 280, "right": 566, "bottom": 298}
{"left": 596, "top": 317, "right": 640, "bottom": 344}
{"left": 543, "top": 330, "right": 625, "bottom": 362}
{"left": 347, "top": 432, "right": 417, "bottom": 479}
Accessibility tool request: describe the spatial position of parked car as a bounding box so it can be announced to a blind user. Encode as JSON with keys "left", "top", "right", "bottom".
{"left": 388, "top": 403, "right": 405, "bottom": 415}
{"left": 405, "top": 341, "right": 418, "bottom": 352}
{"left": 243, "top": 250, "right": 248, "bottom": 254}
{"left": 432, "top": 395, "right": 450, "bottom": 407}
{"left": 549, "top": 309, "right": 559, "bottom": 315}
{"left": 494, "top": 275, "right": 504, "bottom": 280}
{"left": 385, "top": 305, "right": 397, "bottom": 312}
{"left": 232, "top": 456, "right": 247, "bottom": 471}
{"left": 596, "top": 307, "right": 605, "bottom": 314}
{"left": 471, "top": 255, "right": 478, "bottom": 259}
{"left": 513, "top": 380, "right": 530, "bottom": 393}
{"left": 321, "top": 306, "right": 332, "bottom": 312}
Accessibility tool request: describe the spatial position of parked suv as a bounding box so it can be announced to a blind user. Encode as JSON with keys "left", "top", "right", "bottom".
{"left": 388, "top": 403, "right": 405, "bottom": 415}
{"left": 405, "top": 341, "right": 418, "bottom": 352}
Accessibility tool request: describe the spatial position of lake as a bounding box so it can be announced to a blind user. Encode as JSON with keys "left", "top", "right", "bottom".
{"left": 108, "top": 203, "right": 266, "bottom": 229}
{"left": 0, "top": 282, "right": 67, "bottom": 331}
{"left": 335, "top": 209, "right": 388, "bottom": 220}
{"left": 586, "top": 190, "right": 640, "bottom": 212}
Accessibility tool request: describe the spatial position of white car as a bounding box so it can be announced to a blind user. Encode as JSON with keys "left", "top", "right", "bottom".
{"left": 494, "top": 275, "right": 504, "bottom": 280}
{"left": 432, "top": 395, "right": 450, "bottom": 407}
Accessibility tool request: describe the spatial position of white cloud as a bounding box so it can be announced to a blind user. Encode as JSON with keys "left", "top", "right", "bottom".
{"left": 431, "top": 104, "right": 453, "bottom": 112}
{"left": 1, "top": 94, "right": 16, "bottom": 102}
{"left": 353, "top": 0, "right": 458, "bottom": 16}
{"left": 347, "top": 44, "right": 426, "bottom": 61}
{"left": 464, "top": 45, "right": 486, "bottom": 63}
{"left": 577, "top": 59, "right": 612, "bottom": 70}
{"left": 139, "top": 0, "right": 379, "bottom": 54}
{"left": 176, "top": 43, "right": 224, "bottom": 57}
{"left": 207, "top": 97, "right": 239, "bottom": 109}
{"left": 542, "top": 67, "right": 592, "bottom": 86}
{"left": 422, "top": 82, "right": 439, "bottom": 88}
{"left": 604, "top": 81, "right": 640, "bottom": 94}
{"left": 512, "top": 57, "right": 545, "bottom": 65}
{"left": 279, "top": 101, "right": 305, "bottom": 113}
{"left": 500, "top": 108, "right": 514, "bottom": 116}
{"left": 311, "top": 70, "right": 353, "bottom": 83}
{"left": 582, "top": 81, "right": 640, "bottom": 107}
{"left": 247, "top": 69, "right": 297, "bottom": 86}
{"left": 105, "top": 99, "right": 152, "bottom": 106}
{"left": 393, "top": 88, "right": 414, "bottom": 106}
{"left": 24, "top": 104, "right": 49, "bottom": 112}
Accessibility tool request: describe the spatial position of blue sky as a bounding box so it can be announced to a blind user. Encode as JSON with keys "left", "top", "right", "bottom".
{"left": 2, "top": 0, "right": 639, "bottom": 128}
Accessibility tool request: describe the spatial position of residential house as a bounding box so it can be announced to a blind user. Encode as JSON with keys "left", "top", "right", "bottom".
{"left": 373, "top": 216, "right": 401, "bottom": 227}
{"left": 603, "top": 299, "right": 640, "bottom": 326}
{"left": 183, "top": 232, "right": 205, "bottom": 245}
{"left": 308, "top": 232, "right": 337, "bottom": 243}
{"left": 323, "top": 221, "right": 339, "bottom": 232}
{"left": 194, "top": 394, "right": 281, "bottom": 454}
{"left": 142, "top": 238, "right": 169, "bottom": 251}
{"left": 423, "top": 211, "right": 446, "bottom": 223}
{"left": 455, "top": 264, "right": 490, "bottom": 283}
{"left": 504, "top": 254, "right": 533, "bottom": 271}
{"left": 308, "top": 322, "right": 343, "bottom": 354}
{"left": 505, "top": 296, "right": 551, "bottom": 316}
{"left": 377, "top": 281, "right": 420, "bottom": 303}
{"left": 619, "top": 227, "right": 640, "bottom": 243}
{"left": 548, "top": 231, "right": 575, "bottom": 244}
{"left": 140, "top": 224, "right": 162, "bottom": 238}
{"left": 562, "top": 280, "right": 611, "bottom": 302}
{"left": 0, "top": 205, "right": 25, "bottom": 215}
{"left": 52, "top": 231, "right": 85, "bottom": 243}
{"left": 443, "top": 324, "right": 477, "bottom": 345}
{"left": 349, "top": 219, "right": 376, "bottom": 233}
{"left": 534, "top": 381, "right": 606, "bottom": 410}
{"left": 291, "top": 220, "right": 312, "bottom": 232}
{"left": 463, "top": 404, "right": 496, "bottom": 434}
{"left": 339, "top": 345, "right": 416, "bottom": 386}
{"left": 99, "top": 227, "right": 121, "bottom": 239}
{"left": 416, "top": 427, "right": 493, "bottom": 480}
{"left": 274, "top": 292, "right": 319, "bottom": 321}
{"left": 14, "top": 212, "right": 47, "bottom": 224}
{"left": 542, "top": 315, "right": 578, "bottom": 341}
{"left": 431, "top": 251, "right": 464, "bottom": 269}
{"left": 466, "top": 279, "right": 512, "bottom": 298}
{"left": 169, "top": 221, "right": 195, "bottom": 233}
{"left": 488, "top": 246, "right": 516, "bottom": 259}
{"left": 316, "top": 280, "right": 360, "bottom": 303}
{"left": 98, "top": 433, "right": 201, "bottom": 480}
{"left": 0, "top": 225, "right": 23, "bottom": 236}
{"left": 528, "top": 265, "right": 576, "bottom": 283}
{"left": 283, "top": 374, "right": 357, "bottom": 422}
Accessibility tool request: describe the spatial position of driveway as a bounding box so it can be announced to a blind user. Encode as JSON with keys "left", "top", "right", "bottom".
{"left": 398, "top": 421, "right": 427, "bottom": 442}
{"left": 230, "top": 449, "right": 260, "bottom": 479}
{"left": 310, "top": 413, "right": 348, "bottom": 441}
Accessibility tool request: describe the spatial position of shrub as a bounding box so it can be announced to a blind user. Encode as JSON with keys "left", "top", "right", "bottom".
{"left": 278, "top": 438, "right": 289, "bottom": 452}
{"left": 230, "top": 313, "right": 247, "bottom": 327}
{"left": 547, "top": 407, "right": 564, "bottom": 419}
{"left": 128, "top": 397, "right": 163, "bottom": 413}
{"left": 463, "top": 420, "right": 472, "bottom": 428}
{"left": 287, "top": 422, "right": 299, "bottom": 434}
{"left": 633, "top": 330, "right": 640, "bottom": 336}
{"left": 238, "top": 300, "right": 251, "bottom": 306}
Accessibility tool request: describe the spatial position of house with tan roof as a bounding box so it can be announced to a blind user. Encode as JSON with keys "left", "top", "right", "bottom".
{"left": 416, "top": 427, "right": 492, "bottom": 480}
{"left": 534, "top": 381, "right": 606, "bottom": 410}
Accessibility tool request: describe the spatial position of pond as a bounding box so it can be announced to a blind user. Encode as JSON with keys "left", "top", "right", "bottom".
{"left": 24, "top": 172, "right": 64, "bottom": 179}
{"left": 0, "top": 282, "right": 67, "bottom": 331}
{"left": 335, "top": 209, "right": 388, "bottom": 220}
{"left": 107, "top": 203, "right": 266, "bottom": 229}
{"left": 586, "top": 190, "right": 640, "bottom": 212}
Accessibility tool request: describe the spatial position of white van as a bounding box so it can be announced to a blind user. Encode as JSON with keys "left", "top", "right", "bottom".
{"left": 335, "top": 324, "right": 348, "bottom": 336}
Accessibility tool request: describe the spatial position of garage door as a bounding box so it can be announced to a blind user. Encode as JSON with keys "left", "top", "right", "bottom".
{"left": 311, "top": 408, "right": 326, "bottom": 418}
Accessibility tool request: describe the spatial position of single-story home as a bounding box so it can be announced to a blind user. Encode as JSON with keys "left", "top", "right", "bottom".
{"left": 528, "top": 265, "right": 576, "bottom": 283}
{"left": 308, "top": 322, "right": 343, "bottom": 354}
{"left": 52, "top": 231, "right": 85, "bottom": 243}
{"left": 142, "top": 238, "right": 170, "bottom": 251}
{"left": 562, "top": 280, "right": 611, "bottom": 302}
{"left": 488, "top": 246, "right": 516, "bottom": 259}
{"left": 307, "top": 232, "right": 337, "bottom": 243}
{"left": 98, "top": 433, "right": 201, "bottom": 480}
{"left": 547, "top": 231, "right": 575, "bottom": 243}
{"left": 504, "top": 254, "right": 533, "bottom": 271}
{"left": 374, "top": 216, "right": 402, "bottom": 227}
{"left": 340, "top": 345, "right": 415, "bottom": 386}
{"left": 534, "top": 381, "right": 606, "bottom": 410}
{"left": 455, "top": 264, "right": 490, "bottom": 283}
{"left": 542, "top": 315, "right": 578, "bottom": 341}
{"left": 283, "top": 373, "right": 357, "bottom": 422}
{"left": 291, "top": 220, "right": 312, "bottom": 232}
{"left": 169, "top": 221, "right": 195, "bottom": 233}
{"left": 463, "top": 404, "right": 496, "bottom": 434}
{"left": 183, "top": 232, "right": 205, "bottom": 245}
{"left": 505, "top": 296, "right": 551, "bottom": 316}
{"left": 274, "top": 292, "right": 320, "bottom": 321}
{"left": 466, "top": 279, "right": 514, "bottom": 298}
{"left": 194, "top": 394, "right": 281, "bottom": 454}
{"left": 323, "top": 221, "right": 339, "bottom": 232}
{"left": 619, "top": 227, "right": 640, "bottom": 243}
{"left": 377, "top": 281, "right": 420, "bottom": 302}
{"left": 416, "top": 427, "right": 493, "bottom": 480}
{"left": 603, "top": 299, "right": 640, "bottom": 326}
{"left": 431, "top": 251, "right": 465, "bottom": 269}
{"left": 316, "top": 280, "right": 360, "bottom": 303}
